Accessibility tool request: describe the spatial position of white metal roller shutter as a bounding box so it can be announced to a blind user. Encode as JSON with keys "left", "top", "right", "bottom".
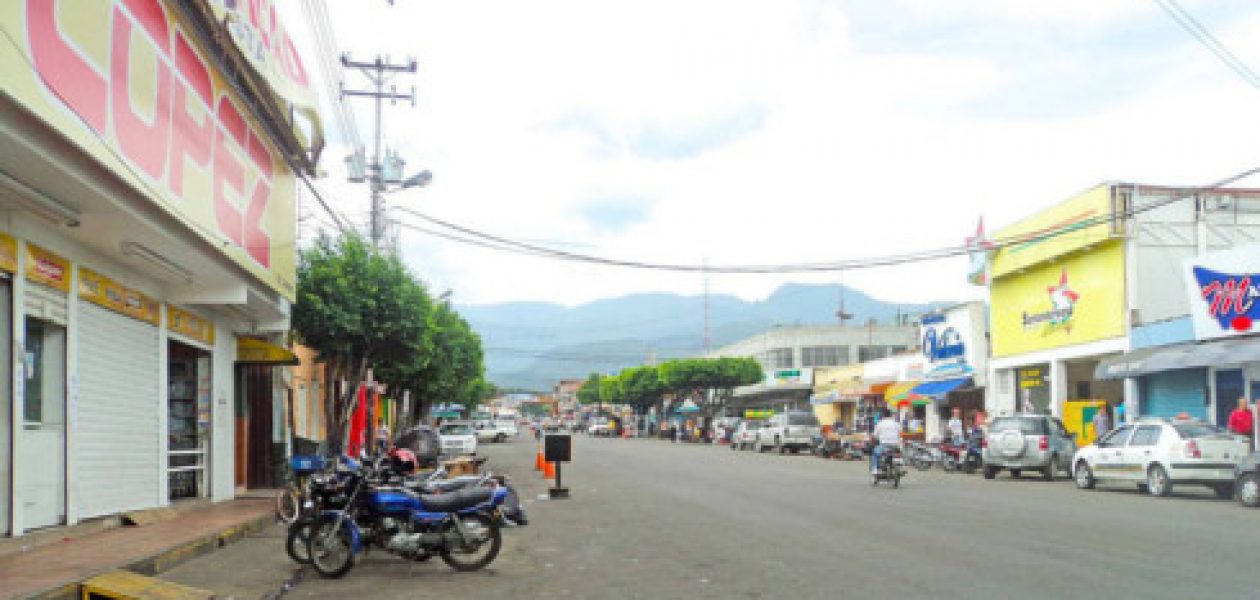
{"left": 25, "top": 283, "right": 68, "bottom": 325}
{"left": 76, "top": 302, "right": 160, "bottom": 518}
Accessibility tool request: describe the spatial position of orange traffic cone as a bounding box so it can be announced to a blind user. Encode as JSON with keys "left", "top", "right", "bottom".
{"left": 544, "top": 460, "right": 556, "bottom": 479}
{"left": 535, "top": 449, "right": 544, "bottom": 471}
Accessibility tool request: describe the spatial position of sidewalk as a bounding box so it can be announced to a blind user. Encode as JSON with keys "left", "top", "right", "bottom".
{"left": 0, "top": 498, "right": 274, "bottom": 599}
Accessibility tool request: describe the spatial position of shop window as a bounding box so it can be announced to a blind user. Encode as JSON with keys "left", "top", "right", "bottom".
{"left": 858, "top": 345, "right": 889, "bottom": 363}
{"left": 764, "top": 348, "right": 793, "bottom": 369}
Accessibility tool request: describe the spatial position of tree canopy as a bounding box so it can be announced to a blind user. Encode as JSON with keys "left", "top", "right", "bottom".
{"left": 577, "top": 357, "right": 763, "bottom": 414}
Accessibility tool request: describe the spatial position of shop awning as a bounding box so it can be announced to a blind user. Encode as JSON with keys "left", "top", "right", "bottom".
{"left": 1095, "top": 337, "right": 1260, "bottom": 380}
{"left": 910, "top": 377, "right": 972, "bottom": 399}
{"left": 884, "top": 382, "right": 924, "bottom": 407}
{"left": 236, "top": 337, "right": 299, "bottom": 365}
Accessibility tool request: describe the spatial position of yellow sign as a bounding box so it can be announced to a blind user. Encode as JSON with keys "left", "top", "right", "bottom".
{"left": 990, "top": 184, "right": 1118, "bottom": 279}
{"left": 0, "top": 233, "right": 15, "bottom": 273}
{"left": 991, "top": 240, "right": 1126, "bottom": 357}
{"left": 237, "top": 336, "right": 298, "bottom": 365}
{"left": 26, "top": 243, "right": 70, "bottom": 293}
{"left": 0, "top": 1, "right": 296, "bottom": 300}
{"left": 79, "top": 267, "right": 160, "bottom": 325}
{"left": 813, "top": 364, "right": 865, "bottom": 396}
{"left": 168, "top": 305, "right": 216, "bottom": 346}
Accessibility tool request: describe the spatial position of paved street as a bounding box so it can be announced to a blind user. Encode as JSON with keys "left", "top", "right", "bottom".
{"left": 164, "top": 437, "right": 1257, "bottom": 599}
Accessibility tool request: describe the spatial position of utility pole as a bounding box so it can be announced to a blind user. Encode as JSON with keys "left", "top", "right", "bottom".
{"left": 340, "top": 54, "right": 416, "bottom": 250}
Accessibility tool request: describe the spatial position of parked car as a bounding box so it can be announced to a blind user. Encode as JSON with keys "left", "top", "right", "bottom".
{"left": 1235, "top": 452, "right": 1260, "bottom": 507}
{"left": 982, "top": 414, "right": 1076, "bottom": 481}
{"left": 438, "top": 421, "right": 478, "bottom": 456}
{"left": 756, "top": 412, "right": 821, "bottom": 454}
{"left": 495, "top": 418, "right": 520, "bottom": 439}
{"left": 473, "top": 420, "right": 502, "bottom": 443}
{"left": 710, "top": 417, "right": 741, "bottom": 443}
{"left": 731, "top": 420, "right": 763, "bottom": 450}
{"left": 1073, "top": 418, "right": 1249, "bottom": 498}
{"left": 394, "top": 424, "right": 441, "bottom": 468}
{"left": 588, "top": 418, "right": 612, "bottom": 437}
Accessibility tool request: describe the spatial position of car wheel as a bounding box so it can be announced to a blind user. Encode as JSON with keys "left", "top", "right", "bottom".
{"left": 1237, "top": 473, "right": 1260, "bottom": 507}
{"left": 1074, "top": 460, "right": 1095, "bottom": 490}
{"left": 1210, "top": 483, "right": 1234, "bottom": 500}
{"left": 1042, "top": 455, "right": 1058, "bottom": 482}
{"left": 730, "top": 441, "right": 737, "bottom": 451}
{"left": 983, "top": 466, "right": 998, "bottom": 480}
{"left": 1010, "top": 469, "right": 1022, "bottom": 478}
{"left": 1147, "top": 464, "right": 1172, "bottom": 497}
{"left": 755, "top": 440, "right": 763, "bottom": 453}
{"left": 496, "top": 434, "right": 506, "bottom": 443}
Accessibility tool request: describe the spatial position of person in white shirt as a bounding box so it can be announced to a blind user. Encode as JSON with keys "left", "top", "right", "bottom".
{"left": 870, "top": 409, "right": 902, "bottom": 475}
{"left": 947, "top": 408, "right": 965, "bottom": 445}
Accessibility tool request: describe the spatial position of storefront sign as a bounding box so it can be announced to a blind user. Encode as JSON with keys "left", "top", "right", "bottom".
{"left": 79, "top": 267, "right": 160, "bottom": 325}
{"left": 920, "top": 302, "right": 986, "bottom": 382}
{"left": 1184, "top": 242, "right": 1260, "bottom": 340}
{"left": 168, "top": 304, "right": 216, "bottom": 345}
{"left": 2, "top": 1, "right": 299, "bottom": 299}
{"left": 25, "top": 243, "right": 70, "bottom": 292}
{"left": 1018, "top": 367, "right": 1048, "bottom": 389}
{"left": 990, "top": 240, "right": 1125, "bottom": 357}
{"left": 744, "top": 409, "right": 774, "bottom": 419}
{"left": 990, "top": 184, "right": 1116, "bottom": 279}
{"left": 766, "top": 368, "right": 813, "bottom": 386}
{"left": 237, "top": 336, "right": 298, "bottom": 365}
{"left": 0, "top": 233, "right": 15, "bottom": 273}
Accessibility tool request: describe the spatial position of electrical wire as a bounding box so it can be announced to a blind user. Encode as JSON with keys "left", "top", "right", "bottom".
{"left": 1152, "top": 0, "right": 1260, "bottom": 92}
{"left": 391, "top": 170, "right": 1260, "bottom": 274}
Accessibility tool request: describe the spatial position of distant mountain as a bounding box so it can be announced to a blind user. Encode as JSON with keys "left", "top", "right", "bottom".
{"left": 457, "top": 283, "right": 953, "bottom": 391}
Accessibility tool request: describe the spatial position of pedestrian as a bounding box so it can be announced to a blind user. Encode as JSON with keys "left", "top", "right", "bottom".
{"left": 1092, "top": 405, "right": 1111, "bottom": 440}
{"left": 947, "top": 408, "right": 964, "bottom": 445}
{"left": 1228, "top": 397, "right": 1253, "bottom": 442}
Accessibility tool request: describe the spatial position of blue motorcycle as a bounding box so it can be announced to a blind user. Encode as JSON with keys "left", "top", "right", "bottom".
{"left": 307, "top": 456, "right": 513, "bottom": 578}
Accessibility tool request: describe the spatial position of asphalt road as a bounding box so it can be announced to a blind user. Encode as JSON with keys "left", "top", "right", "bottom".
{"left": 163, "top": 436, "right": 1259, "bottom": 599}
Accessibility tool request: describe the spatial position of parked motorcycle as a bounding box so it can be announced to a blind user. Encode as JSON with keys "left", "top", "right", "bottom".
{"left": 939, "top": 437, "right": 983, "bottom": 474}
{"left": 871, "top": 445, "right": 907, "bottom": 488}
{"left": 306, "top": 456, "right": 514, "bottom": 578}
{"left": 811, "top": 435, "right": 841, "bottom": 459}
{"left": 905, "top": 441, "right": 936, "bottom": 472}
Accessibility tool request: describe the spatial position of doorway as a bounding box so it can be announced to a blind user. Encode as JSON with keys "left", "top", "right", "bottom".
{"left": 1215, "top": 369, "right": 1245, "bottom": 428}
{"left": 0, "top": 277, "right": 10, "bottom": 535}
{"left": 20, "top": 316, "right": 66, "bottom": 530}
{"left": 169, "top": 341, "right": 211, "bottom": 501}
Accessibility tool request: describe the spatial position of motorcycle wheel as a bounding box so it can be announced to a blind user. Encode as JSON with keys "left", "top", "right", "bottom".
{"left": 910, "top": 452, "right": 932, "bottom": 472}
{"left": 892, "top": 471, "right": 901, "bottom": 488}
{"left": 440, "top": 514, "right": 502, "bottom": 572}
{"left": 275, "top": 486, "right": 301, "bottom": 525}
{"left": 309, "top": 518, "right": 356, "bottom": 578}
{"left": 286, "top": 520, "right": 313, "bottom": 564}
{"left": 963, "top": 458, "right": 977, "bottom": 475}
{"left": 941, "top": 454, "right": 958, "bottom": 472}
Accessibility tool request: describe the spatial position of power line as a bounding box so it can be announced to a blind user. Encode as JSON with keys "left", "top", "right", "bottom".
{"left": 391, "top": 171, "right": 1260, "bottom": 274}
{"left": 1152, "top": 0, "right": 1260, "bottom": 91}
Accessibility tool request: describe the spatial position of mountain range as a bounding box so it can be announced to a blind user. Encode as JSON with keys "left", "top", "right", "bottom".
{"left": 457, "top": 283, "right": 953, "bottom": 391}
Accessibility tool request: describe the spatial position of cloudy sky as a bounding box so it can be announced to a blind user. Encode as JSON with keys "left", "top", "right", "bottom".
{"left": 282, "top": 1, "right": 1260, "bottom": 307}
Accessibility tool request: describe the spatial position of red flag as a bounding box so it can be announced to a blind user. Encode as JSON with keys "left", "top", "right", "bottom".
{"left": 347, "top": 384, "right": 368, "bottom": 457}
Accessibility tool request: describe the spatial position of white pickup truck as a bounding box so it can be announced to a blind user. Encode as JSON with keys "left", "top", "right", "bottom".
{"left": 756, "top": 411, "right": 821, "bottom": 454}
{"left": 494, "top": 418, "right": 519, "bottom": 439}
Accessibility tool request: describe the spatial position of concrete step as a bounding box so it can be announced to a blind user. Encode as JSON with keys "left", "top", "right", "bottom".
{"left": 80, "top": 571, "right": 213, "bottom": 600}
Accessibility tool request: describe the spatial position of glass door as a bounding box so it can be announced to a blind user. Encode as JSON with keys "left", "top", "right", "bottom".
{"left": 20, "top": 316, "right": 66, "bottom": 529}
{"left": 168, "top": 342, "right": 210, "bottom": 500}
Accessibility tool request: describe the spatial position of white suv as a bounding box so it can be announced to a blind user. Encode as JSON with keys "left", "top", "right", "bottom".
{"left": 756, "top": 412, "right": 821, "bottom": 454}
{"left": 731, "top": 420, "right": 763, "bottom": 451}
{"left": 1072, "top": 418, "right": 1249, "bottom": 498}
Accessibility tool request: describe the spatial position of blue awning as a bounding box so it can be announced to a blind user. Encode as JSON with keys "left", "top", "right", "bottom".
{"left": 909, "top": 377, "right": 972, "bottom": 399}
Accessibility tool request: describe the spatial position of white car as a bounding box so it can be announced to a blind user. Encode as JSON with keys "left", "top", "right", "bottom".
{"left": 473, "top": 420, "right": 502, "bottom": 443}
{"left": 439, "top": 422, "right": 479, "bottom": 456}
{"left": 755, "top": 412, "right": 821, "bottom": 454}
{"left": 1072, "top": 417, "right": 1250, "bottom": 498}
{"left": 588, "top": 419, "right": 611, "bottom": 437}
{"left": 495, "top": 419, "right": 519, "bottom": 439}
{"left": 731, "top": 420, "right": 763, "bottom": 451}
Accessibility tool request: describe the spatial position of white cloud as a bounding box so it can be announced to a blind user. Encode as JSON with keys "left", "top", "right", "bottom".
{"left": 281, "top": 1, "right": 1260, "bottom": 307}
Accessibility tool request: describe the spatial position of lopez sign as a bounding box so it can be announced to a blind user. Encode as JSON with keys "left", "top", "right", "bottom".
{"left": 1184, "top": 243, "right": 1260, "bottom": 340}
{"left": 2, "top": 0, "right": 298, "bottom": 298}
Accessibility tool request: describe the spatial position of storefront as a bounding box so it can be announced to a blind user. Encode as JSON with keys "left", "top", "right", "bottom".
{"left": 1095, "top": 241, "right": 1260, "bottom": 426}
{"left": 0, "top": 1, "right": 318, "bottom": 536}
{"left": 908, "top": 302, "right": 988, "bottom": 439}
{"left": 987, "top": 185, "right": 1128, "bottom": 420}
{"left": 810, "top": 364, "right": 864, "bottom": 432}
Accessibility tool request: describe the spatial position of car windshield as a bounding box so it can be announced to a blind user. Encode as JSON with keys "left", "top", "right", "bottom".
{"left": 788, "top": 414, "right": 819, "bottom": 426}
{"left": 1173, "top": 421, "right": 1229, "bottom": 439}
{"left": 989, "top": 417, "right": 1048, "bottom": 436}
{"left": 441, "top": 424, "right": 471, "bottom": 435}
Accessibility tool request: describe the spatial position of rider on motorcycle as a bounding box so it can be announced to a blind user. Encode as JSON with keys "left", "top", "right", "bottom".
{"left": 870, "top": 408, "right": 902, "bottom": 475}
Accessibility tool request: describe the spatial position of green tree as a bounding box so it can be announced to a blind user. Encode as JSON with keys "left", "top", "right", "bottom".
{"left": 577, "top": 373, "right": 602, "bottom": 405}
{"left": 619, "top": 366, "right": 664, "bottom": 414}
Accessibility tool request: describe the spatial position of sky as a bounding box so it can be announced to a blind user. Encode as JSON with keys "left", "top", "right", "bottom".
{"left": 281, "top": 0, "right": 1260, "bottom": 308}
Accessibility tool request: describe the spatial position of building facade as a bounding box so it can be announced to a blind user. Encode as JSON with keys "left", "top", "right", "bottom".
{"left": 0, "top": 0, "right": 318, "bottom": 536}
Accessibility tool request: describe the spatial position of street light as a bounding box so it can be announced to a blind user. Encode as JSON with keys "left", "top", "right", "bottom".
{"left": 383, "top": 169, "right": 432, "bottom": 195}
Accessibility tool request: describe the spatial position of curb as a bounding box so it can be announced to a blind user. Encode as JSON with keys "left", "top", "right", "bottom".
{"left": 30, "top": 513, "right": 274, "bottom": 600}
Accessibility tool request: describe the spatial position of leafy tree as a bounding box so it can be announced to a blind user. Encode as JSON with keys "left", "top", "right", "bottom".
{"left": 577, "top": 373, "right": 602, "bottom": 405}
{"left": 597, "top": 374, "right": 623, "bottom": 406}
{"left": 619, "top": 366, "right": 664, "bottom": 413}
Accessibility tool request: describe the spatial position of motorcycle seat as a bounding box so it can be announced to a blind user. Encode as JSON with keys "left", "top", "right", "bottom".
{"left": 419, "top": 486, "right": 494, "bottom": 512}
{"left": 405, "top": 475, "right": 480, "bottom": 494}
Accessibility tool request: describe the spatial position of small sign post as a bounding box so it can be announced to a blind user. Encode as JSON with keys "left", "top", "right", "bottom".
{"left": 544, "top": 433, "right": 572, "bottom": 499}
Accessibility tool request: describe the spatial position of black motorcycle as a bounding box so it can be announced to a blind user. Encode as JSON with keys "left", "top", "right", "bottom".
{"left": 871, "top": 445, "right": 907, "bottom": 488}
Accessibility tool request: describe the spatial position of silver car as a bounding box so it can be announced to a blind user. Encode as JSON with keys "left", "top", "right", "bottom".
{"left": 983, "top": 414, "right": 1077, "bottom": 481}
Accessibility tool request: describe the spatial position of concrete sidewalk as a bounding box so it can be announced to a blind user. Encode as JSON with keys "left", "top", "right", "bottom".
{"left": 0, "top": 498, "right": 273, "bottom": 599}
